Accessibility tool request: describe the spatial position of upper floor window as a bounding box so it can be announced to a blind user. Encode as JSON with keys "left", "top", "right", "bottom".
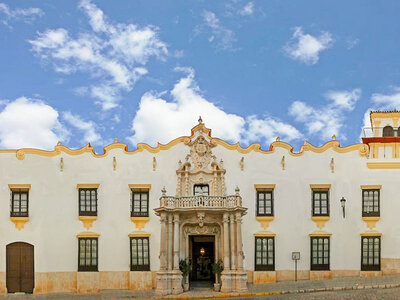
{"left": 382, "top": 126, "right": 394, "bottom": 137}
{"left": 10, "top": 190, "right": 29, "bottom": 217}
{"left": 311, "top": 236, "right": 330, "bottom": 270}
{"left": 362, "top": 189, "right": 380, "bottom": 217}
{"left": 361, "top": 236, "right": 380, "bottom": 271}
{"left": 194, "top": 184, "right": 209, "bottom": 196}
{"left": 131, "top": 190, "right": 149, "bottom": 217}
{"left": 79, "top": 188, "right": 97, "bottom": 216}
{"left": 257, "top": 190, "right": 273, "bottom": 216}
{"left": 130, "top": 237, "right": 150, "bottom": 271}
{"left": 312, "top": 190, "right": 329, "bottom": 216}
{"left": 78, "top": 237, "right": 98, "bottom": 271}
{"left": 255, "top": 236, "right": 275, "bottom": 271}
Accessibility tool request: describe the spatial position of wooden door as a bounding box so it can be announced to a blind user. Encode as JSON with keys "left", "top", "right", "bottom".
{"left": 6, "top": 242, "right": 34, "bottom": 293}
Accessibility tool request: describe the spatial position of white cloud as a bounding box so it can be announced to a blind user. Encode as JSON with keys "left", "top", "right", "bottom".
{"left": 0, "top": 3, "right": 43, "bottom": 26}
{"left": 284, "top": 27, "right": 333, "bottom": 65}
{"left": 29, "top": 0, "right": 167, "bottom": 110}
{"left": 200, "top": 10, "right": 236, "bottom": 51}
{"left": 238, "top": 2, "right": 254, "bottom": 16}
{"left": 289, "top": 89, "right": 361, "bottom": 140}
{"left": 63, "top": 111, "right": 101, "bottom": 145}
{"left": 129, "top": 68, "right": 301, "bottom": 146}
{"left": 0, "top": 97, "right": 69, "bottom": 150}
{"left": 371, "top": 88, "right": 400, "bottom": 109}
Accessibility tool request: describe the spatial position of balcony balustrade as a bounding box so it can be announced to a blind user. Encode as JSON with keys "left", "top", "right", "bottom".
{"left": 159, "top": 195, "right": 242, "bottom": 209}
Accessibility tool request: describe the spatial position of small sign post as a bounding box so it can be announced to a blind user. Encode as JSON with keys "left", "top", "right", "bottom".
{"left": 292, "top": 252, "right": 300, "bottom": 281}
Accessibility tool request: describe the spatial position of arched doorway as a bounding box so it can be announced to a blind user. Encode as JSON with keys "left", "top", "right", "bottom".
{"left": 6, "top": 242, "right": 34, "bottom": 293}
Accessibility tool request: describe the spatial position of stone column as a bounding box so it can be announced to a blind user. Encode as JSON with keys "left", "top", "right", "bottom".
{"left": 230, "top": 213, "right": 237, "bottom": 270}
{"left": 173, "top": 213, "right": 180, "bottom": 270}
{"left": 167, "top": 214, "right": 173, "bottom": 270}
{"left": 222, "top": 213, "right": 230, "bottom": 269}
{"left": 235, "top": 212, "right": 243, "bottom": 271}
{"left": 160, "top": 213, "right": 167, "bottom": 270}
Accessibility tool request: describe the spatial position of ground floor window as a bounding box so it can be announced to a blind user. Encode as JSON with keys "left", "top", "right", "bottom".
{"left": 311, "top": 236, "right": 330, "bottom": 270}
{"left": 361, "top": 236, "right": 381, "bottom": 271}
{"left": 255, "top": 236, "right": 274, "bottom": 271}
{"left": 130, "top": 237, "right": 150, "bottom": 271}
{"left": 78, "top": 238, "right": 98, "bottom": 271}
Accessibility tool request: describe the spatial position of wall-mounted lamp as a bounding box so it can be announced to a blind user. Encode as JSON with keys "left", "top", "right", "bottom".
{"left": 200, "top": 248, "right": 205, "bottom": 256}
{"left": 340, "top": 197, "right": 346, "bottom": 218}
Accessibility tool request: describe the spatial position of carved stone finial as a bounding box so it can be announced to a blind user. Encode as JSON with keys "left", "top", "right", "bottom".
{"left": 235, "top": 186, "right": 240, "bottom": 195}
{"left": 57, "top": 141, "right": 62, "bottom": 146}
{"left": 198, "top": 116, "right": 203, "bottom": 124}
{"left": 178, "top": 160, "right": 182, "bottom": 168}
{"left": 114, "top": 138, "right": 119, "bottom": 143}
{"left": 153, "top": 157, "right": 156, "bottom": 171}
{"left": 240, "top": 157, "right": 244, "bottom": 171}
{"left": 162, "top": 186, "right": 166, "bottom": 196}
{"left": 113, "top": 156, "right": 116, "bottom": 171}
{"left": 60, "top": 157, "right": 64, "bottom": 172}
{"left": 332, "top": 135, "right": 336, "bottom": 140}
{"left": 330, "top": 158, "right": 334, "bottom": 173}
{"left": 276, "top": 136, "right": 281, "bottom": 142}
{"left": 281, "top": 155, "right": 285, "bottom": 170}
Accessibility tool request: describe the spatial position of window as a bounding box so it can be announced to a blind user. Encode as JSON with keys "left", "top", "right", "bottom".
{"left": 382, "top": 126, "right": 394, "bottom": 137}
{"left": 130, "top": 237, "right": 150, "bottom": 271}
{"left": 78, "top": 238, "right": 98, "bottom": 271}
{"left": 194, "top": 184, "right": 209, "bottom": 196}
{"left": 131, "top": 190, "right": 149, "bottom": 217}
{"left": 362, "top": 189, "right": 380, "bottom": 217}
{"left": 79, "top": 188, "right": 97, "bottom": 216}
{"left": 311, "top": 237, "right": 330, "bottom": 271}
{"left": 255, "top": 237, "right": 274, "bottom": 271}
{"left": 10, "top": 190, "right": 29, "bottom": 217}
{"left": 361, "top": 236, "right": 380, "bottom": 271}
{"left": 256, "top": 191, "right": 273, "bottom": 216}
{"left": 312, "top": 191, "right": 329, "bottom": 216}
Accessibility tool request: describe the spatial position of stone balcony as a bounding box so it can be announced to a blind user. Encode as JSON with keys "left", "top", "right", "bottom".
{"left": 159, "top": 195, "right": 242, "bottom": 210}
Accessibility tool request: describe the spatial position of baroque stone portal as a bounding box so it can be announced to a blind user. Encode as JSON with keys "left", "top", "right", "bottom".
{"left": 154, "top": 120, "right": 248, "bottom": 295}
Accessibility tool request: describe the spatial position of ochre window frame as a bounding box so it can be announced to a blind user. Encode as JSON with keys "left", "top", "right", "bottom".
{"left": 310, "top": 185, "right": 331, "bottom": 217}
{"left": 129, "top": 184, "right": 151, "bottom": 217}
{"left": 255, "top": 184, "right": 275, "bottom": 217}
{"left": 9, "top": 184, "right": 31, "bottom": 218}
{"left": 78, "top": 188, "right": 98, "bottom": 216}
{"left": 361, "top": 236, "right": 381, "bottom": 271}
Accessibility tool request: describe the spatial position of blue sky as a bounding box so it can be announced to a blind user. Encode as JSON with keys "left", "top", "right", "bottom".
{"left": 1, "top": 0, "right": 400, "bottom": 152}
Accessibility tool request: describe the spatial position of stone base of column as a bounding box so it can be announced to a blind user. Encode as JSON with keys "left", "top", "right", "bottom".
{"left": 155, "top": 271, "right": 171, "bottom": 296}
{"left": 220, "top": 270, "right": 234, "bottom": 292}
{"left": 233, "top": 271, "right": 248, "bottom": 293}
{"left": 171, "top": 270, "right": 183, "bottom": 295}
{"left": 156, "top": 270, "right": 183, "bottom": 296}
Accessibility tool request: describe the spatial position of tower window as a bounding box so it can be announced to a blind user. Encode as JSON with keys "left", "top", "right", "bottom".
{"left": 383, "top": 126, "right": 394, "bottom": 137}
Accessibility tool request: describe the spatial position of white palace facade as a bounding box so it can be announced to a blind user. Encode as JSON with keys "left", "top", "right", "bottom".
{"left": 1, "top": 111, "right": 400, "bottom": 295}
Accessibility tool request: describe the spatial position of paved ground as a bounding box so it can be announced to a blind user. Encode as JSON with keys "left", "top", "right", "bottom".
{"left": 1, "top": 274, "right": 400, "bottom": 299}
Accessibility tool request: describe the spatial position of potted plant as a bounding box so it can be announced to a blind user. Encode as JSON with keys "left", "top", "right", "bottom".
{"left": 212, "top": 259, "right": 223, "bottom": 292}
{"left": 179, "top": 259, "right": 191, "bottom": 291}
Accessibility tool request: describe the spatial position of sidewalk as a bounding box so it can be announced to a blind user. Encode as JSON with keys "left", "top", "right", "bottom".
{"left": 1, "top": 274, "right": 400, "bottom": 299}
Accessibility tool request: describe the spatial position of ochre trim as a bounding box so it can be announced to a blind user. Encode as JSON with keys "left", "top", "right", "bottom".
{"left": 362, "top": 217, "right": 380, "bottom": 230}
{"left": 129, "top": 184, "right": 151, "bottom": 190}
{"left": 361, "top": 185, "right": 382, "bottom": 190}
{"left": 253, "top": 231, "right": 276, "bottom": 237}
{"left": 312, "top": 216, "right": 330, "bottom": 230}
{"left": 76, "top": 232, "right": 100, "bottom": 238}
{"left": 128, "top": 231, "right": 151, "bottom": 238}
{"left": 256, "top": 216, "right": 274, "bottom": 230}
{"left": 8, "top": 184, "right": 31, "bottom": 190}
{"left": 130, "top": 217, "right": 150, "bottom": 230}
{"left": 371, "top": 111, "right": 400, "bottom": 121}
{"left": 0, "top": 123, "right": 370, "bottom": 160}
{"left": 310, "top": 184, "right": 331, "bottom": 190}
{"left": 10, "top": 217, "right": 29, "bottom": 230}
{"left": 367, "top": 162, "right": 400, "bottom": 169}
{"left": 254, "top": 184, "right": 275, "bottom": 190}
{"left": 79, "top": 216, "right": 98, "bottom": 230}
{"left": 360, "top": 231, "right": 382, "bottom": 237}
{"left": 309, "top": 231, "right": 332, "bottom": 237}
{"left": 77, "top": 184, "right": 100, "bottom": 189}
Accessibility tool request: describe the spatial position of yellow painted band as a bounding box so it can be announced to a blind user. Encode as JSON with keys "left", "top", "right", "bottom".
{"left": 129, "top": 184, "right": 151, "bottom": 190}
{"left": 8, "top": 184, "right": 31, "bottom": 190}
{"left": 76, "top": 232, "right": 100, "bottom": 238}
{"left": 254, "top": 184, "right": 275, "bottom": 190}
{"left": 77, "top": 184, "right": 100, "bottom": 189}
{"left": 361, "top": 185, "right": 382, "bottom": 190}
{"left": 310, "top": 184, "right": 331, "bottom": 190}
